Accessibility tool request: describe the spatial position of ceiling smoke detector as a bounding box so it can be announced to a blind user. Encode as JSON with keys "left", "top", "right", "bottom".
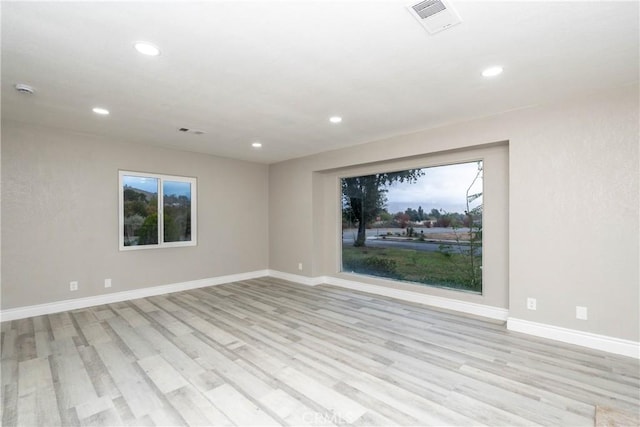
{"left": 407, "top": 0, "right": 462, "bottom": 34}
{"left": 178, "top": 127, "right": 205, "bottom": 135}
{"left": 15, "top": 83, "right": 35, "bottom": 94}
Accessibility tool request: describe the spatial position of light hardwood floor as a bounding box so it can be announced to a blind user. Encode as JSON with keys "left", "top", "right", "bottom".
{"left": 2, "top": 277, "right": 639, "bottom": 426}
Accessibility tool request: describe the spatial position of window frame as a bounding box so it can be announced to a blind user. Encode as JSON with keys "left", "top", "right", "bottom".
{"left": 338, "top": 159, "right": 484, "bottom": 293}
{"left": 118, "top": 170, "right": 197, "bottom": 251}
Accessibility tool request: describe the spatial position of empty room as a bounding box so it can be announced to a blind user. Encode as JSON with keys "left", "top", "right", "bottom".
{"left": 1, "top": 1, "right": 639, "bottom": 426}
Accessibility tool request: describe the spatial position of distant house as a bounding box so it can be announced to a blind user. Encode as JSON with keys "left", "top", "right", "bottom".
{"left": 421, "top": 219, "right": 437, "bottom": 227}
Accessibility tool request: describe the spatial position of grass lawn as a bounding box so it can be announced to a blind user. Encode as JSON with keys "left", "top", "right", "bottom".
{"left": 342, "top": 246, "right": 482, "bottom": 292}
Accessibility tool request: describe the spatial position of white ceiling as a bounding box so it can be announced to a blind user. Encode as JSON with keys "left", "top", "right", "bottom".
{"left": 2, "top": 1, "right": 638, "bottom": 164}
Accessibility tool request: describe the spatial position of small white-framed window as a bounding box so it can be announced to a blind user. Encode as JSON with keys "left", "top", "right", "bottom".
{"left": 119, "top": 171, "right": 197, "bottom": 251}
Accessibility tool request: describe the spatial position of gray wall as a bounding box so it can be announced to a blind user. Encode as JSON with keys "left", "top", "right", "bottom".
{"left": 1, "top": 122, "right": 269, "bottom": 309}
{"left": 269, "top": 84, "right": 639, "bottom": 342}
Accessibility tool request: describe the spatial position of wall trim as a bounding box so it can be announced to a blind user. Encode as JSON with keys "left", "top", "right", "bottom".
{"left": 507, "top": 317, "right": 640, "bottom": 359}
{"left": 271, "top": 271, "right": 638, "bottom": 358}
{"left": 321, "top": 275, "right": 509, "bottom": 321}
{"left": 267, "top": 270, "right": 325, "bottom": 286}
{"left": 264, "top": 270, "right": 508, "bottom": 321}
{"left": 0, "top": 270, "right": 269, "bottom": 322}
{"left": 4, "top": 270, "right": 637, "bottom": 359}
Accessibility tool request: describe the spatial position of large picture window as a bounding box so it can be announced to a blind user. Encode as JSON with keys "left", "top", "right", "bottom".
{"left": 119, "top": 171, "right": 197, "bottom": 250}
{"left": 341, "top": 161, "right": 483, "bottom": 292}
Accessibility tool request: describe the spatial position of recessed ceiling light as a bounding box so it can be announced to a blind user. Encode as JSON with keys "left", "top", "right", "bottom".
{"left": 92, "top": 107, "right": 110, "bottom": 115}
{"left": 329, "top": 116, "right": 343, "bottom": 123}
{"left": 482, "top": 66, "right": 503, "bottom": 77}
{"left": 251, "top": 142, "right": 262, "bottom": 148}
{"left": 134, "top": 41, "right": 160, "bottom": 56}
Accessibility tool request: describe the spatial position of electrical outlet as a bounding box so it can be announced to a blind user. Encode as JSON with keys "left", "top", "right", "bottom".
{"left": 104, "top": 278, "right": 112, "bottom": 288}
{"left": 298, "top": 263, "right": 303, "bottom": 271}
{"left": 526, "top": 297, "right": 537, "bottom": 310}
{"left": 576, "top": 306, "right": 588, "bottom": 320}
{"left": 70, "top": 281, "right": 78, "bottom": 291}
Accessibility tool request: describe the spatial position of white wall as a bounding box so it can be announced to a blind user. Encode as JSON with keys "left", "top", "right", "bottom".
{"left": 1, "top": 121, "right": 269, "bottom": 309}
{"left": 508, "top": 86, "right": 639, "bottom": 340}
{"left": 269, "top": 84, "right": 639, "bottom": 342}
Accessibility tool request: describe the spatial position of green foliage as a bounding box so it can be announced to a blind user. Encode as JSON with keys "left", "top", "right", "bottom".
{"left": 342, "top": 246, "right": 479, "bottom": 291}
{"left": 123, "top": 188, "right": 146, "bottom": 202}
{"left": 123, "top": 187, "right": 158, "bottom": 247}
{"left": 123, "top": 186, "right": 192, "bottom": 245}
{"left": 163, "top": 213, "right": 180, "bottom": 242}
{"left": 148, "top": 196, "right": 158, "bottom": 215}
{"left": 163, "top": 203, "right": 191, "bottom": 242}
{"left": 342, "top": 251, "right": 401, "bottom": 280}
{"left": 404, "top": 207, "right": 425, "bottom": 221}
{"left": 123, "top": 214, "right": 144, "bottom": 246}
{"left": 379, "top": 211, "right": 393, "bottom": 222}
{"left": 436, "top": 241, "right": 482, "bottom": 291}
{"left": 137, "top": 213, "right": 158, "bottom": 245}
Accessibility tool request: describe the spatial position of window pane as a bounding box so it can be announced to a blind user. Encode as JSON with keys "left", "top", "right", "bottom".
{"left": 341, "top": 161, "right": 483, "bottom": 293}
{"left": 163, "top": 181, "right": 191, "bottom": 243}
{"left": 122, "top": 176, "right": 158, "bottom": 246}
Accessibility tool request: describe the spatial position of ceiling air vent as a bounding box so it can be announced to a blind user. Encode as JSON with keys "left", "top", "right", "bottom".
{"left": 177, "top": 127, "right": 205, "bottom": 135}
{"left": 407, "top": 0, "right": 462, "bottom": 34}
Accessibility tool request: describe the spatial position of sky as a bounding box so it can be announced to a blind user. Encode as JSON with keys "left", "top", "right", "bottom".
{"left": 384, "top": 161, "right": 482, "bottom": 214}
{"left": 164, "top": 181, "right": 191, "bottom": 198}
{"left": 123, "top": 176, "right": 191, "bottom": 198}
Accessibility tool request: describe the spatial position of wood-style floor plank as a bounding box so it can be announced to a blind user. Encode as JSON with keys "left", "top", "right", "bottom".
{"left": 1, "top": 277, "right": 638, "bottom": 426}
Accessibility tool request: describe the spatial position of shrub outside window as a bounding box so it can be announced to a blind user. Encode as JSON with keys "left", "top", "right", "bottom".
{"left": 119, "top": 171, "right": 197, "bottom": 250}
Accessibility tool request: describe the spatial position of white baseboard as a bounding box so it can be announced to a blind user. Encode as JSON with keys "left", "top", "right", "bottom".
{"left": 267, "top": 270, "right": 325, "bottom": 286}
{"left": 0, "top": 270, "right": 269, "bottom": 322}
{"left": 4, "top": 269, "right": 637, "bottom": 359}
{"left": 268, "top": 272, "right": 638, "bottom": 359}
{"left": 265, "top": 270, "right": 507, "bottom": 321}
{"left": 321, "top": 275, "right": 509, "bottom": 321}
{"left": 507, "top": 317, "right": 640, "bottom": 359}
